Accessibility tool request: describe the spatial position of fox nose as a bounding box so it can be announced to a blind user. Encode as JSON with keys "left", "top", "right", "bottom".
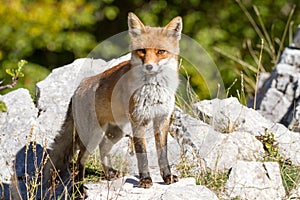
{"left": 145, "top": 64, "right": 153, "bottom": 71}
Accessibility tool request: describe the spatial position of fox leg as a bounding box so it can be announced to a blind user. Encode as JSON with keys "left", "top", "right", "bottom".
{"left": 132, "top": 123, "right": 153, "bottom": 188}
{"left": 99, "top": 123, "right": 123, "bottom": 180}
{"left": 154, "top": 118, "right": 178, "bottom": 185}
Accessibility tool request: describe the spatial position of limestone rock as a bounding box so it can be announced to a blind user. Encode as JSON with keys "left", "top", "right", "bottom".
{"left": 224, "top": 161, "right": 285, "bottom": 200}
{"left": 250, "top": 27, "right": 300, "bottom": 130}
{"left": 35, "top": 58, "right": 105, "bottom": 143}
{"left": 0, "top": 88, "right": 38, "bottom": 182}
{"left": 85, "top": 177, "right": 218, "bottom": 200}
{"left": 160, "top": 184, "right": 218, "bottom": 200}
{"left": 170, "top": 106, "right": 264, "bottom": 173}
{"left": 194, "top": 97, "right": 300, "bottom": 167}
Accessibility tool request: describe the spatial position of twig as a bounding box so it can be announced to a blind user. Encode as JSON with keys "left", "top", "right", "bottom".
{"left": 0, "top": 76, "right": 19, "bottom": 90}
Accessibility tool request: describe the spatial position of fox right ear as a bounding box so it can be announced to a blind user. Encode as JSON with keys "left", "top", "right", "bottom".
{"left": 128, "top": 12, "right": 146, "bottom": 36}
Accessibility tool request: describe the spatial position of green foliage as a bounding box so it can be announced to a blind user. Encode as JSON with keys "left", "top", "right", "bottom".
{"left": 256, "top": 129, "right": 281, "bottom": 161}
{"left": 5, "top": 59, "right": 27, "bottom": 78}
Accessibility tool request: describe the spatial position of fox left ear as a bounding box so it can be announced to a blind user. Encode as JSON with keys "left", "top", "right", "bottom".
{"left": 128, "top": 12, "right": 146, "bottom": 37}
{"left": 163, "top": 16, "right": 182, "bottom": 39}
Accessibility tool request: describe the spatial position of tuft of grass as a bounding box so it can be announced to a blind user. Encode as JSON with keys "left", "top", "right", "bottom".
{"left": 176, "top": 154, "right": 229, "bottom": 198}
{"left": 256, "top": 129, "right": 300, "bottom": 196}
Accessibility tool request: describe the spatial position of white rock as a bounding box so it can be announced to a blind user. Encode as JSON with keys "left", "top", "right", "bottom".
{"left": 85, "top": 177, "right": 218, "bottom": 200}
{"left": 0, "top": 88, "right": 38, "bottom": 181}
{"left": 194, "top": 97, "right": 300, "bottom": 167}
{"left": 170, "top": 106, "right": 264, "bottom": 173}
{"left": 224, "top": 161, "right": 285, "bottom": 200}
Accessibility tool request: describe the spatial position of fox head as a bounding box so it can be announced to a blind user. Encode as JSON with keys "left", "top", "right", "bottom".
{"left": 128, "top": 12, "right": 182, "bottom": 74}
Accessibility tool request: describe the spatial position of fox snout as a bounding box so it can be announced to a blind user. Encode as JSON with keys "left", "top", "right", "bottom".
{"left": 143, "top": 63, "right": 159, "bottom": 74}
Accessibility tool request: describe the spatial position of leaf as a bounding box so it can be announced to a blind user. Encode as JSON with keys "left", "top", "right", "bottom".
{"left": 5, "top": 60, "right": 27, "bottom": 78}
{"left": 0, "top": 101, "right": 7, "bottom": 112}
{"left": 18, "top": 60, "right": 28, "bottom": 71}
{"left": 5, "top": 68, "right": 17, "bottom": 77}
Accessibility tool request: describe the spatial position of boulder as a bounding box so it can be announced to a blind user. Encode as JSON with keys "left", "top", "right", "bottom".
{"left": 224, "top": 161, "right": 285, "bottom": 200}
{"left": 85, "top": 177, "right": 218, "bottom": 200}
{"left": 194, "top": 97, "right": 300, "bottom": 166}
{"left": 170, "top": 105, "right": 264, "bottom": 173}
{"left": 0, "top": 88, "right": 38, "bottom": 182}
{"left": 249, "top": 26, "right": 300, "bottom": 131}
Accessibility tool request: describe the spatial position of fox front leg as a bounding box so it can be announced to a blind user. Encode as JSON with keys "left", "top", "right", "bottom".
{"left": 132, "top": 124, "right": 153, "bottom": 188}
{"left": 154, "top": 118, "right": 178, "bottom": 185}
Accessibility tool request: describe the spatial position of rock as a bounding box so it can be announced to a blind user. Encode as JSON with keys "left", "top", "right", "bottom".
{"left": 0, "top": 88, "right": 38, "bottom": 182}
{"left": 10, "top": 142, "right": 45, "bottom": 200}
{"left": 194, "top": 97, "right": 300, "bottom": 167}
{"left": 160, "top": 184, "right": 218, "bottom": 200}
{"left": 250, "top": 26, "right": 300, "bottom": 130}
{"left": 170, "top": 105, "right": 264, "bottom": 173}
{"left": 85, "top": 177, "right": 218, "bottom": 200}
{"left": 224, "top": 161, "right": 285, "bottom": 200}
{"left": 193, "top": 97, "right": 270, "bottom": 135}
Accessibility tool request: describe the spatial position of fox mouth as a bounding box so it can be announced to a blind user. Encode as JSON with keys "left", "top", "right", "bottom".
{"left": 143, "top": 69, "right": 158, "bottom": 75}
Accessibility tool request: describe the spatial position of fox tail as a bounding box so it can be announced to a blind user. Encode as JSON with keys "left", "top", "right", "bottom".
{"left": 43, "top": 101, "right": 77, "bottom": 185}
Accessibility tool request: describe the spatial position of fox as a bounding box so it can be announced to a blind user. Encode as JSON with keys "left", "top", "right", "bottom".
{"left": 43, "top": 12, "right": 182, "bottom": 195}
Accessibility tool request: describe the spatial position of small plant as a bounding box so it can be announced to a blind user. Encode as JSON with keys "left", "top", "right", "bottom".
{"left": 196, "top": 171, "right": 228, "bottom": 196}
{"left": 256, "top": 129, "right": 281, "bottom": 162}
{"left": 0, "top": 60, "right": 27, "bottom": 91}
{"left": 176, "top": 154, "right": 228, "bottom": 198}
{"left": 256, "top": 129, "right": 300, "bottom": 196}
{"left": 0, "top": 60, "right": 27, "bottom": 112}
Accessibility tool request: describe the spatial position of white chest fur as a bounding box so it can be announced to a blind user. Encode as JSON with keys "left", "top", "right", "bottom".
{"left": 129, "top": 58, "right": 179, "bottom": 122}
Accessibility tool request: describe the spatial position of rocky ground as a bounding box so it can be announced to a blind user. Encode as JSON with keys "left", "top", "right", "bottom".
{"left": 1, "top": 38, "right": 300, "bottom": 199}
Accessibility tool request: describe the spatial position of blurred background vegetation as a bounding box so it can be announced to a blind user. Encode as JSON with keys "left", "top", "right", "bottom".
{"left": 0, "top": 0, "right": 299, "bottom": 102}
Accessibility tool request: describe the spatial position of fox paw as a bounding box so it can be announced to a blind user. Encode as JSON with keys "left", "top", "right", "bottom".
{"left": 138, "top": 177, "right": 153, "bottom": 188}
{"left": 163, "top": 174, "right": 178, "bottom": 185}
{"left": 105, "top": 168, "right": 121, "bottom": 180}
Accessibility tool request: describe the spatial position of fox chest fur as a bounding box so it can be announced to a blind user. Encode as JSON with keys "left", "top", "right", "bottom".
{"left": 129, "top": 62, "right": 179, "bottom": 123}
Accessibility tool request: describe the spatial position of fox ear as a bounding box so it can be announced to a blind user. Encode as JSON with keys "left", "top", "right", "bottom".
{"left": 163, "top": 16, "right": 182, "bottom": 39}
{"left": 128, "top": 12, "right": 146, "bottom": 36}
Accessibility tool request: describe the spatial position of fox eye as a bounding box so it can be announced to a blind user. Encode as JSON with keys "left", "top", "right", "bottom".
{"left": 136, "top": 49, "right": 146, "bottom": 55}
{"left": 157, "top": 49, "right": 166, "bottom": 54}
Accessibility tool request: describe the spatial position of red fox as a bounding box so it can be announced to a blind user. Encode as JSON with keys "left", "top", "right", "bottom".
{"left": 43, "top": 12, "right": 182, "bottom": 194}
